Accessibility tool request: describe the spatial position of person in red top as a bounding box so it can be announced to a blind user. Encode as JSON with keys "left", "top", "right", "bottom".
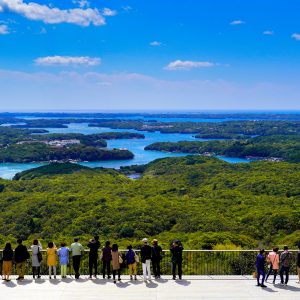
{"left": 265, "top": 247, "right": 279, "bottom": 284}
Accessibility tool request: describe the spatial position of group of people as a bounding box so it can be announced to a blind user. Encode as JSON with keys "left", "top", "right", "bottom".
{"left": 256, "top": 244, "right": 300, "bottom": 287}
{"left": 1, "top": 237, "right": 184, "bottom": 283}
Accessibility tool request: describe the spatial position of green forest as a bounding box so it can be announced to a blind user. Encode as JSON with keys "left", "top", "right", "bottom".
{"left": 145, "top": 135, "right": 300, "bottom": 162}
{"left": 0, "top": 156, "right": 299, "bottom": 249}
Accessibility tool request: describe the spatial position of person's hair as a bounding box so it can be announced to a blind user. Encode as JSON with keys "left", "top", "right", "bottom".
{"left": 74, "top": 238, "right": 79, "bottom": 242}
{"left": 127, "top": 245, "right": 133, "bottom": 250}
{"left": 273, "top": 247, "right": 279, "bottom": 252}
{"left": 105, "top": 240, "right": 110, "bottom": 247}
{"left": 94, "top": 236, "right": 99, "bottom": 241}
{"left": 283, "top": 245, "right": 288, "bottom": 251}
{"left": 4, "top": 242, "right": 11, "bottom": 250}
{"left": 152, "top": 240, "right": 158, "bottom": 246}
{"left": 17, "top": 238, "right": 22, "bottom": 244}
{"left": 259, "top": 249, "right": 265, "bottom": 254}
{"left": 33, "top": 239, "right": 38, "bottom": 245}
{"left": 48, "top": 241, "right": 54, "bottom": 248}
{"left": 61, "top": 242, "right": 66, "bottom": 247}
{"left": 112, "top": 243, "right": 118, "bottom": 252}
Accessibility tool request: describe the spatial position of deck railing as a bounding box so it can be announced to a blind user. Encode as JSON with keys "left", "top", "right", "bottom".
{"left": 0, "top": 250, "right": 298, "bottom": 276}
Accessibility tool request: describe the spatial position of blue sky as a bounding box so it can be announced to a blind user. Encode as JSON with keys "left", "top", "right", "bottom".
{"left": 0, "top": 0, "right": 300, "bottom": 111}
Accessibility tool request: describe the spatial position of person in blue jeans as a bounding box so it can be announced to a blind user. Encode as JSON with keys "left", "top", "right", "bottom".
{"left": 256, "top": 249, "right": 267, "bottom": 288}
{"left": 280, "top": 245, "right": 292, "bottom": 286}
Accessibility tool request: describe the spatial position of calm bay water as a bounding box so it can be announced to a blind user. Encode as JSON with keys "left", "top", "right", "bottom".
{"left": 0, "top": 122, "right": 251, "bottom": 179}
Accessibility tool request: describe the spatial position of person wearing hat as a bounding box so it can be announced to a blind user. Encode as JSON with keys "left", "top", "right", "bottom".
{"left": 151, "top": 239, "right": 162, "bottom": 279}
{"left": 141, "top": 238, "right": 152, "bottom": 281}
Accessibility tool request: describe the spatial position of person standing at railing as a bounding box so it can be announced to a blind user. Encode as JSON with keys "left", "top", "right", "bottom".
{"left": 111, "top": 244, "right": 122, "bottom": 284}
{"left": 280, "top": 245, "right": 292, "bottom": 286}
{"left": 141, "top": 238, "right": 152, "bottom": 281}
{"left": 47, "top": 242, "right": 57, "bottom": 279}
{"left": 265, "top": 247, "right": 279, "bottom": 284}
{"left": 31, "top": 239, "right": 42, "bottom": 279}
{"left": 170, "top": 240, "right": 183, "bottom": 280}
{"left": 101, "top": 241, "right": 112, "bottom": 279}
{"left": 125, "top": 245, "right": 137, "bottom": 280}
{"left": 14, "top": 239, "right": 30, "bottom": 280}
{"left": 255, "top": 249, "right": 267, "bottom": 288}
{"left": 151, "top": 239, "right": 162, "bottom": 279}
{"left": 87, "top": 236, "right": 100, "bottom": 279}
{"left": 297, "top": 244, "right": 300, "bottom": 284}
{"left": 2, "top": 243, "right": 13, "bottom": 282}
{"left": 70, "top": 238, "right": 84, "bottom": 279}
{"left": 57, "top": 242, "right": 69, "bottom": 279}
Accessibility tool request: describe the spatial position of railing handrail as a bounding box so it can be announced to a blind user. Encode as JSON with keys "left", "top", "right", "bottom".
{"left": 0, "top": 249, "right": 299, "bottom": 252}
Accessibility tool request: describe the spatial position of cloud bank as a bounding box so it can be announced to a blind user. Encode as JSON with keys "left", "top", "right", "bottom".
{"left": 34, "top": 56, "right": 101, "bottom": 66}
{"left": 0, "top": 0, "right": 108, "bottom": 26}
{"left": 165, "top": 60, "right": 215, "bottom": 70}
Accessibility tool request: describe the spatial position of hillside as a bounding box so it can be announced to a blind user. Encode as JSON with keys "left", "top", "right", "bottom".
{"left": 0, "top": 156, "right": 299, "bottom": 249}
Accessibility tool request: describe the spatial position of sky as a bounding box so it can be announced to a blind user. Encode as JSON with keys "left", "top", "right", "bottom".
{"left": 0, "top": 0, "right": 300, "bottom": 111}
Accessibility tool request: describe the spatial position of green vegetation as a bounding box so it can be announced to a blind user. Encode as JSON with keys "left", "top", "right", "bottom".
{"left": 13, "top": 163, "right": 96, "bottom": 180}
{"left": 0, "top": 143, "right": 134, "bottom": 163}
{"left": 0, "top": 156, "right": 299, "bottom": 250}
{"left": 145, "top": 135, "right": 300, "bottom": 162}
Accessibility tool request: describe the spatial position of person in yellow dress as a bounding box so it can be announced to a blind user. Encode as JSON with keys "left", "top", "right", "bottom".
{"left": 47, "top": 242, "right": 57, "bottom": 279}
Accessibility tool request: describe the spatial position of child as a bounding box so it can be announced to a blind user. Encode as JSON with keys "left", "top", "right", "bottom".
{"left": 47, "top": 242, "right": 57, "bottom": 279}
{"left": 57, "top": 242, "right": 69, "bottom": 278}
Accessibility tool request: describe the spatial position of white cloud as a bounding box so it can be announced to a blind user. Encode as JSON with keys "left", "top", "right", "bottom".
{"left": 150, "top": 41, "right": 162, "bottom": 46}
{"left": 0, "top": 24, "right": 9, "bottom": 34}
{"left": 291, "top": 33, "right": 300, "bottom": 41}
{"left": 230, "top": 20, "right": 245, "bottom": 25}
{"left": 73, "top": 0, "right": 90, "bottom": 8}
{"left": 103, "top": 8, "right": 117, "bottom": 17}
{"left": 0, "top": 0, "right": 107, "bottom": 26}
{"left": 122, "top": 6, "right": 132, "bottom": 12}
{"left": 165, "top": 60, "right": 215, "bottom": 71}
{"left": 34, "top": 56, "right": 101, "bottom": 66}
{"left": 263, "top": 30, "right": 274, "bottom": 35}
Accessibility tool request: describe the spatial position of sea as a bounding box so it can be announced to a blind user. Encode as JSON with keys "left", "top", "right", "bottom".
{"left": 1, "top": 112, "right": 295, "bottom": 179}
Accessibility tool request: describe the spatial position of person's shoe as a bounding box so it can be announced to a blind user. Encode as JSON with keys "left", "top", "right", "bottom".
{"left": 49, "top": 276, "right": 52, "bottom": 279}
{"left": 33, "top": 276, "right": 35, "bottom": 279}
{"left": 179, "top": 277, "right": 182, "bottom": 280}
{"left": 89, "top": 276, "right": 92, "bottom": 279}
{"left": 134, "top": 275, "right": 137, "bottom": 280}
{"left": 54, "top": 276, "right": 56, "bottom": 279}
{"left": 113, "top": 280, "right": 116, "bottom": 284}
{"left": 16, "top": 277, "right": 21, "bottom": 280}
{"left": 296, "top": 281, "right": 300, "bottom": 284}
{"left": 261, "top": 284, "right": 267, "bottom": 288}
{"left": 94, "top": 275, "right": 97, "bottom": 279}
{"left": 130, "top": 275, "right": 133, "bottom": 280}
{"left": 256, "top": 283, "right": 261, "bottom": 286}
{"left": 118, "top": 278, "right": 121, "bottom": 281}
{"left": 108, "top": 275, "right": 111, "bottom": 279}
{"left": 173, "top": 277, "right": 176, "bottom": 280}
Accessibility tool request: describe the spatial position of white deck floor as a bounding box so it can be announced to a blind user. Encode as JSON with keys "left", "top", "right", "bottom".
{"left": 0, "top": 275, "right": 299, "bottom": 299}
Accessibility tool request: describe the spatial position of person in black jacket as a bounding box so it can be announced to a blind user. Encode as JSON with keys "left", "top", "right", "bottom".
{"left": 2, "top": 243, "right": 14, "bottom": 281}
{"left": 141, "top": 238, "right": 152, "bottom": 281}
{"left": 14, "top": 239, "right": 29, "bottom": 280}
{"left": 151, "top": 239, "right": 162, "bottom": 278}
{"left": 297, "top": 244, "right": 300, "bottom": 284}
{"left": 87, "top": 236, "right": 100, "bottom": 278}
{"left": 170, "top": 240, "right": 183, "bottom": 280}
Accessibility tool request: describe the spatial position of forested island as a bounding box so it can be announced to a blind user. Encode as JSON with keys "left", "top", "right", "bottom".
{"left": 145, "top": 135, "right": 300, "bottom": 162}
{"left": 0, "top": 156, "right": 299, "bottom": 249}
{"left": 0, "top": 128, "right": 139, "bottom": 163}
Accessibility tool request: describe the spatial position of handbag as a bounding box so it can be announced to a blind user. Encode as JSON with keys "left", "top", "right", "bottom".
{"left": 118, "top": 255, "right": 123, "bottom": 264}
{"left": 134, "top": 252, "right": 139, "bottom": 263}
{"left": 252, "top": 271, "right": 257, "bottom": 278}
{"left": 37, "top": 247, "right": 43, "bottom": 263}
